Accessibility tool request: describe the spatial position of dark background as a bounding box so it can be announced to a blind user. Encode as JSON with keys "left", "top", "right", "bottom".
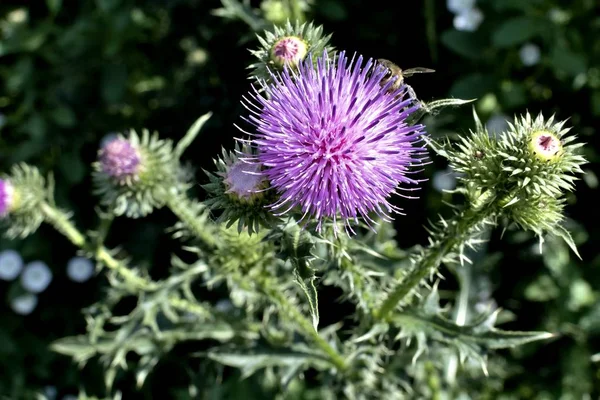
{"left": 0, "top": 0, "right": 598, "bottom": 398}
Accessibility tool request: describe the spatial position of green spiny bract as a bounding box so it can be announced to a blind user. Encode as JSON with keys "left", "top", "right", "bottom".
{"left": 92, "top": 129, "right": 183, "bottom": 218}
{"left": 497, "top": 113, "right": 585, "bottom": 199}
{"left": 0, "top": 164, "right": 46, "bottom": 239}
{"left": 248, "top": 20, "right": 334, "bottom": 83}
{"left": 431, "top": 111, "right": 586, "bottom": 244}
{"left": 203, "top": 145, "right": 282, "bottom": 234}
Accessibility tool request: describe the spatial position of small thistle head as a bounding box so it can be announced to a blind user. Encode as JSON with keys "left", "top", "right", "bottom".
{"left": 0, "top": 164, "right": 46, "bottom": 239}
{"left": 248, "top": 20, "right": 334, "bottom": 82}
{"left": 203, "top": 145, "right": 280, "bottom": 235}
{"left": 0, "top": 178, "right": 15, "bottom": 217}
{"left": 270, "top": 36, "right": 308, "bottom": 68}
{"left": 93, "top": 130, "right": 182, "bottom": 218}
{"left": 99, "top": 138, "right": 141, "bottom": 183}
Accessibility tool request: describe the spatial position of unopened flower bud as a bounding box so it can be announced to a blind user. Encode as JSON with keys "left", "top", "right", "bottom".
{"left": 93, "top": 129, "right": 181, "bottom": 218}
{"left": 270, "top": 36, "right": 308, "bottom": 68}
{"left": 204, "top": 146, "right": 279, "bottom": 234}
{"left": 224, "top": 161, "right": 264, "bottom": 201}
{"left": 529, "top": 130, "right": 562, "bottom": 161}
{"left": 248, "top": 21, "right": 334, "bottom": 83}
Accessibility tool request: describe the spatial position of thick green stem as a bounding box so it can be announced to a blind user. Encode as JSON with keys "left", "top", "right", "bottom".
{"left": 41, "top": 203, "right": 86, "bottom": 247}
{"left": 166, "top": 192, "right": 346, "bottom": 370}
{"left": 41, "top": 202, "right": 156, "bottom": 291}
{"left": 374, "top": 206, "right": 493, "bottom": 321}
{"left": 165, "top": 191, "right": 216, "bottom": 249}
{"left": 267, "top": 284, "right": 348, "bottom": 371}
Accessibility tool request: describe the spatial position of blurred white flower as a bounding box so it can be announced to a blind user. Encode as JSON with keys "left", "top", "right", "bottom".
{"left": 519, "top": 43, "right": 541, "bottom": 66}
{"left": 432, "top": 168, "right": 458, "bottom": 192}
{"left": 0, "top": 249, "right": 24, "bottom": 281}
{"left": 11, "top": 293, "right": 38, "bottom": 315}
{"left": 21, "top": 261, "right": 52, "bottom": 293}
{"left": 453, "top": 7, "right": 484, "bottom": 32}
{"left": 7, "top": 9, "right": 28, "bottom": 24}
{"left": 548, "top": 8, "right": 570, "bottom": 24}
{"left": 486, "top": 114, "right": 510, "bottom": 135}
{"left": 215, "top": 299, "right": 234, "bottom": 313}
{"left": 447, "top": 0, "right": 476, "bottom": 14}
{"left": 67, "top": 256, "right": 94, "bottom": 283}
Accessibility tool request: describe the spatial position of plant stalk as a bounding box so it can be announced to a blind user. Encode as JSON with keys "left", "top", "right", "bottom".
{"left": 41, "top": 202, "right": 156, "bottom": 291}
{"left": 374, "top": 206, "right": 493, "bottom": 321}
{"left": 267, "top": 284, "right": 348, "bottom": 371}
{"left": 165, "top": 191, "right": 216, "bottom": 249}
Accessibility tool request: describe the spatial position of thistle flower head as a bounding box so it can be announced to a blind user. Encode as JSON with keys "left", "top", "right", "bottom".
{"left": 93, "top": 130, "right": 182, "bottom": 218}
{"left": 99, "top": 137, "right": 141, "bottom": 183}
{"left": 0, "top": 178, "right": 14, "bottom": 217}
{"left": 240, "top": 51, "right": 428, "bottom": 234}
{"left": 248, "top": 20, "right": 334, "bottom": 83}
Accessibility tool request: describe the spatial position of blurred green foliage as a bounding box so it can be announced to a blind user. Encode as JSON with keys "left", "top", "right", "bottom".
{"left": 0, "top": 0, "right": 598, "bottom": 398}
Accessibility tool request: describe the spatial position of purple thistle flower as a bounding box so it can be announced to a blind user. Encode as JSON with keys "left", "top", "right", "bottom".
{"left": 240, "top": 51, "right": 427, "bottom": 233}
{"left": 0, "top": 178, "right": 14, "bottom": 218}
{"left": 99, "top": 138, "right": 141, "bottom": 183}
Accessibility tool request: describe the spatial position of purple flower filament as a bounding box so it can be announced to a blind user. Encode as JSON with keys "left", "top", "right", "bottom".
{"left": 99, "top": 138, "right": 141, "bottom": 183}
{"left": 241, "top": 51, "right": 427, "bottom": 234}
{"left": 0, "top": 179, "right": 13, "bottom": 217}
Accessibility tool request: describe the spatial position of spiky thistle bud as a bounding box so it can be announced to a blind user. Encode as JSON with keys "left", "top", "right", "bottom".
{"left": 430, "top": 111, "right": 586, "bottom": 247}
{"left": 203, "top": 144, "right": 280, "bottom": 234}
{"left": 0, "top": 164, "right": 46, "bottom": 239}
{"left": 248, "top": 20, "right": 334, "bottom": 82}
{"left": 497, "top": 113, "right": 585, "bottom": 198}
{"left": 93, "top": 130, "right": 182, "bottom": 218}
{"left": 270, "top": 36, "right": 308, "bottom": 68}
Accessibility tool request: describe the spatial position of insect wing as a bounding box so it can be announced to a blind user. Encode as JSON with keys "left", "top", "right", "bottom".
{"left": 401, "top": 67, "right": 436, "bottom": 77}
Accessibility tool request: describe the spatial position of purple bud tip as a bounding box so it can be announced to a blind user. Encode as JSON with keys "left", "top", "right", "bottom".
{"left": 99, "top": 138, "right": 141, "bottom": 182}
{"left": 270, "top": 36, "right": 308, "bottom": 67}
{"left": 530, "top": 130, "right": 562, "bottom": 161}
{"left": 0, "top": 179, "right": 14, "bottom": 217}
{"left": 224, "top": 161, "right": 264, "bottom": 200}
